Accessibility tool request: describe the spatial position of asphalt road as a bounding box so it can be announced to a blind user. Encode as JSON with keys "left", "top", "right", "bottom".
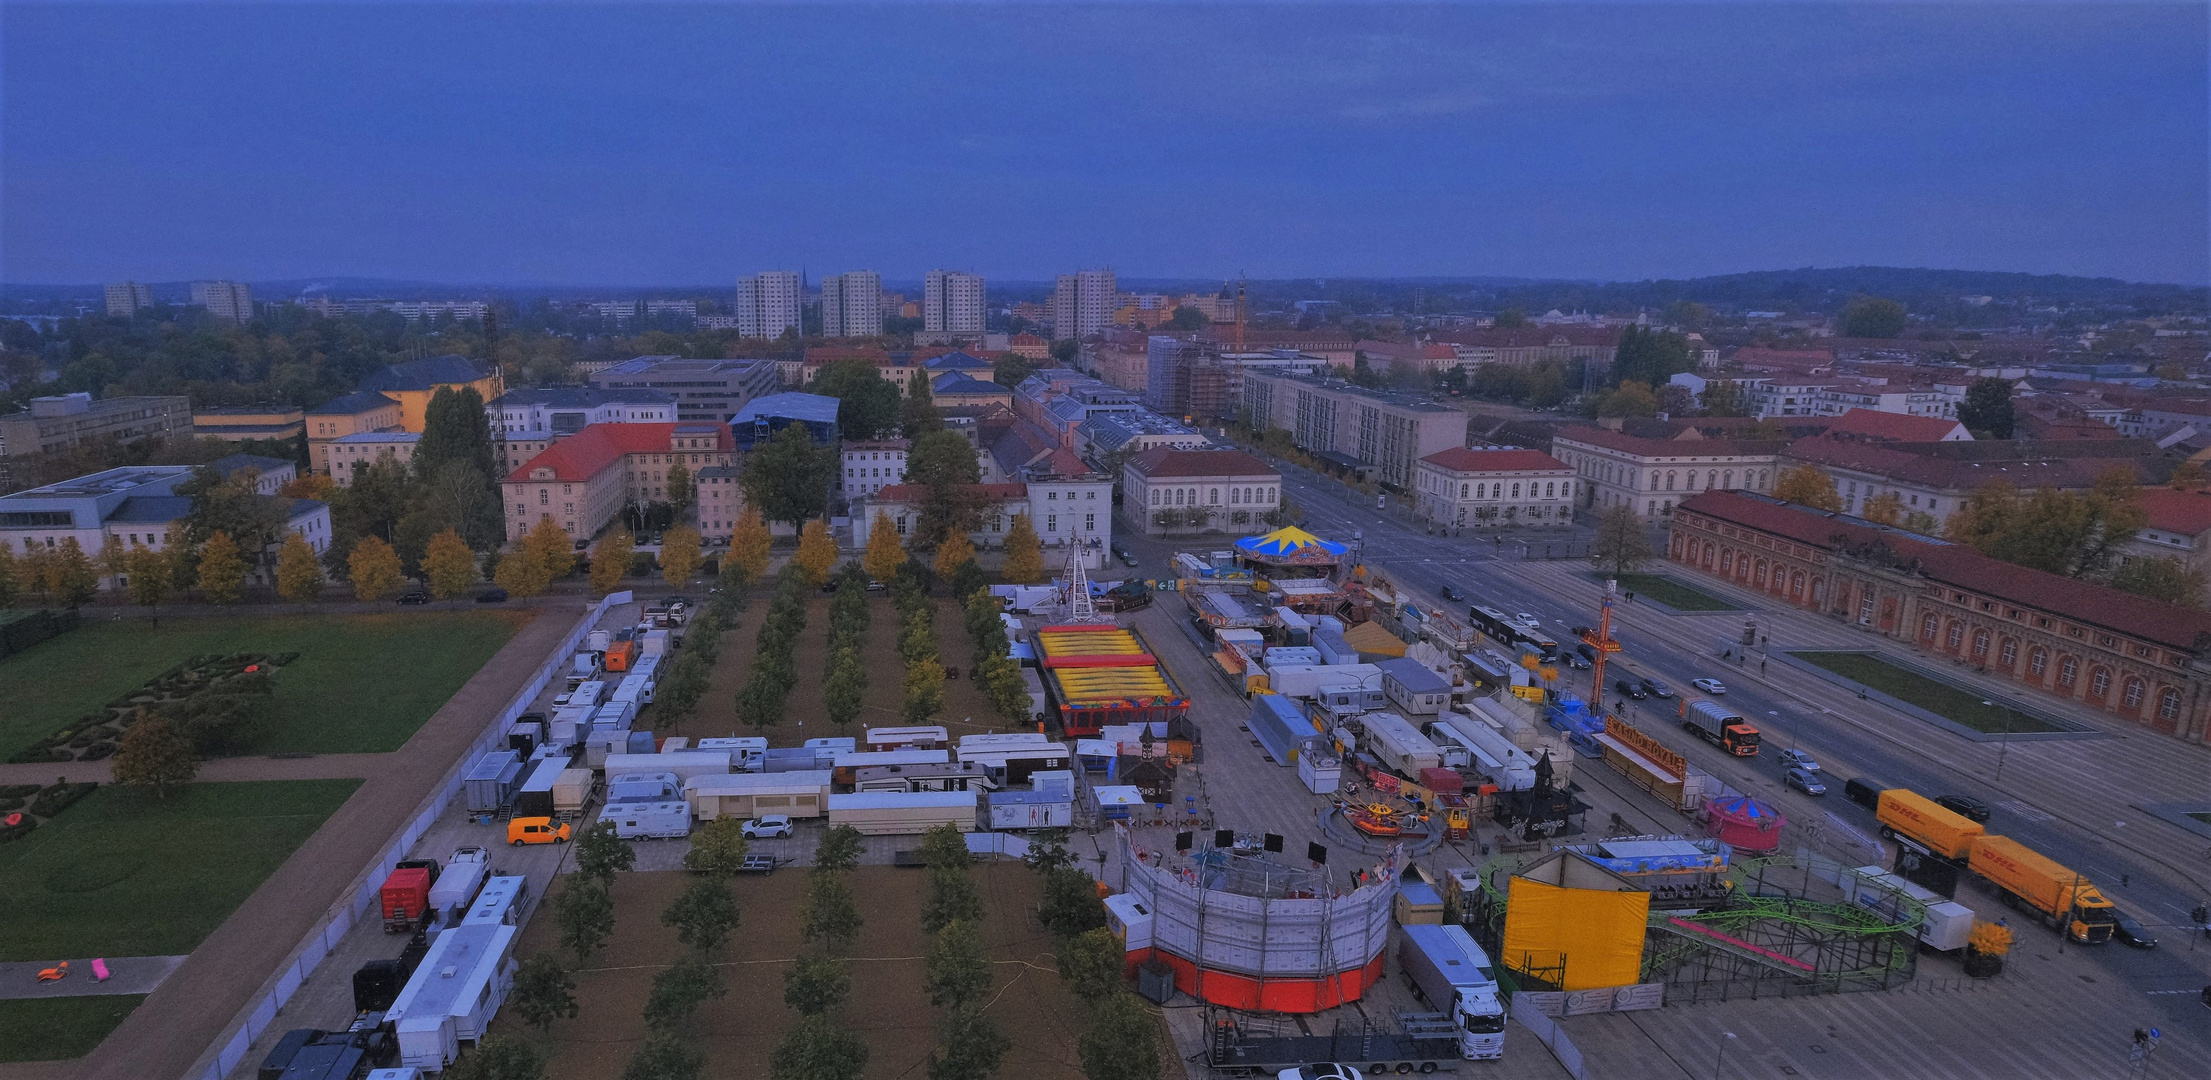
{"left": 1115, "top": 462, "right": 2211, "bottom": 1035}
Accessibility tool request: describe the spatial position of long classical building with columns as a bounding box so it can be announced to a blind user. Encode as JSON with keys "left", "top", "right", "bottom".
{"left": 1667, "top": 490, "right": 2211, "bottom": 745}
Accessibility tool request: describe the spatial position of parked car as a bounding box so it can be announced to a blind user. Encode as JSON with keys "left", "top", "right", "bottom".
{"left": 1777, "top": 748, "right": 1822, "bottom": 773}
{"left": 2112, "top": 910, "right": 2158, "bottom": 949}
{"left": 1113, "top": 544, "right": 1139, "bottom": 567}
{"left": 1691, "top": 678, "right": 1728, "bottom": 695}
{"left": 1615, "top": 679, "right": 1648, "bottom": 700}
{"left": 397, "top": 590, "right": 430, "bottom": 606}
{"left": 1784, "top": 768, "right": 1827, "bottom": 796}
{"left": 865, "top": 579, "right": 887, "bottom": 592}
{"left": 1639, "top": 677, "right": 1675, "bottom": 699}
{"left": 507, "top": 817, "right": 571, "bottom": 845}
{"left": 1935, "top": 794, "right": 1993, "bottom": 823}
{"left": 742, "top": 815, "right": 794, "bottom": 839}
{"left": 1439, "top": 584, "right": 1464, "bottom": 602}
{"left": 1277, "top": 1066, "right": 1362, "bottom": 1080}
{"left": 475, "top": 587, "right": 509, "bottom": 603}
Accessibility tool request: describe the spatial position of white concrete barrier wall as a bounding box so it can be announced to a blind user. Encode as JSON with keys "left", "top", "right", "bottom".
{"left": 194, "top": 595, "right": 618, "bottom": 1080}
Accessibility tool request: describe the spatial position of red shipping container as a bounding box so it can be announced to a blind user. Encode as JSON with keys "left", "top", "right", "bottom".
{"left": 380, "top": 867, "right": 432, "bottom": 931}
{"left": 1418, "top": 767, "right": 1464, "bottom": 795}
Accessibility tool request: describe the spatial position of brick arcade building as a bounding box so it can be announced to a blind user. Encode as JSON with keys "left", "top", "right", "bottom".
{"left": 1666, "top": 490, "right": 2211, "bottom": 745}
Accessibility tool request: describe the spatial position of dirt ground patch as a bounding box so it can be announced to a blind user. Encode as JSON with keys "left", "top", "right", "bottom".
{"left": 506, "top": 863, "right": 1088, "bottom": 1079}
{"left": 664, "top": 592, "right": 1018, "bottom": 747}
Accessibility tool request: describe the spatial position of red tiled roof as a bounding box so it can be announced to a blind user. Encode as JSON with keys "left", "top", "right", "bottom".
{"left": 1782, "top": 436, "right": 2143, "bottom": 491}
{"left": 1124, "top": 447, "right": 1277, "bottom": 479}
{"left": 1554, "top": 425, "right": 1788, "bottom": 458}
{"left": 1827, "top": 409, "right": 1970, "bottom": 443}
{"left": 1676, "top": 490, "right": 2211, "bottom": 652}
{"left": 1419, "top": 447, "right": 1569, "bottom": 473}
{"left": 2136, "top": 488, "right": 2211, "bottom": 537}
{"left": 872, "top": 482, "right": 1028, "bottom": 504}
{"left": 1420, "top": 343, "right": 1459, "bottom": 360}
{"left": 1431, "top": 326, "right": 1623, "bottom": 348}
{"left": 504, "top": 423, "right": 726, "bottom": 483}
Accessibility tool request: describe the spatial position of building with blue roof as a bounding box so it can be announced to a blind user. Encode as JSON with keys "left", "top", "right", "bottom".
{"left": 731, "top": 392, "right": 840, "bottom": 449}
{"left": 0, "top": 465, "right": 331, "bottom": 573}
{"left": 930, "top": 373, "right": 1013, "bottom": 409}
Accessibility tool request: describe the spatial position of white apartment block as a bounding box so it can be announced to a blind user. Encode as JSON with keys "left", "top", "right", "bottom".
{"left": 1052, "top": 269, "right": 1117, "bottom": 340}
{"left": 1551, "top": 426, "right": 1782, "bottom": 519}
{"left": 736, "top": 271, "right": 802, "bottom": 340}
{"left": 820, "top": 271, "right": 884, "bottom": 338}
{"left": 924, "top": 270, "right": 986, "bottom": 334}
{"left": 842, "top": 440, "right": 909, "bottom": 499}
{"left": 1413, "top": 448, "right": 1577, "bottom": 530}
{"left": 191, "top": 280, "right": 254, "bottom": 324}
{"left": 105, "top": 282, "right": 152, "bottom": 317}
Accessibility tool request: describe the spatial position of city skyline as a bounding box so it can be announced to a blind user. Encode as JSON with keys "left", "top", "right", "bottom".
{"left": 4, "top": 3, "right": 2206, "bottom": 287}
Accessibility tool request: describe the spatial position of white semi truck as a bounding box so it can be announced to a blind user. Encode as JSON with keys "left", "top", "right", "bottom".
{"left": 1398, "top": 923, "right": 1507, "bottom": 1060}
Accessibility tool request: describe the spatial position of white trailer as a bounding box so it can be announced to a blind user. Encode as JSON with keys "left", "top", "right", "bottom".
{"left": 685, "top": 770, "right": 832, "bottom": 820}
{"left": 957, "top": 732, "right": 1051, "bottom": 752}
{"left": 834, "top": 749, "right": 951, "bottom": 780}
{"left": 1358, "top": 711, "right": 1443, "bottom": 777}
{"left": 803, "top": 736, "right": 857, "bottom": 756}
{"left": 863, "top": 726, "right": 949, "bottom": 751}
{"left": 828, "top": 791, "right": 979, "bottom": 835}
{"left": 988, "top": 789, "right": 1074, "bottom": 829}
{"left": 599, "top": 799, "right": 690, "bottom": 839}
{"left": 694, "top": 737, "right": 766, "bottom": 772}
{"left": 640, "top": 628, "right": 671, "bottom": 657}
{"left": 426, "top": 847, "right": 489, "bottom": 924}
{"left": 607, "top": 771, "right": 682, "bottom": 802}
{"left": 546, "top": 704, "right": 596, "bottom": 750}
{"left": 1429, "top": 711, "right": 1537, "bottom": 791}
{"left": 387, "top": 922, "right": 518, "bottom": 1071}
{"left": 1844, "top": 866, "right": 1975, "bottom": 952}
{"left": 1264, "top": 662, "right": 1379, "bottom": 700}
{"left": 462, "top": 751, "right": 522, "bottom": 814}
{"left": 601, "top": 750, "right": 731, "bottom": 782}
{"left": 460, "top": 876, "right": 531, "bottom": 927}
{"left": 1422, "top": 724, "right": 1475, "bottom": 770}
{"left": 569, "top": 680, "right": 607, "bottom": 710}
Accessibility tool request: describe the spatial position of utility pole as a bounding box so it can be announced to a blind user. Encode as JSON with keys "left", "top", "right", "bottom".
{"left": 1588, "top": 578, "right": 1618, "bottom": 708}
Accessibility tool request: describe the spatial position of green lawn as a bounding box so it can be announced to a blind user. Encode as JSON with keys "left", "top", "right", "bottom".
{"left": 0, "top": 611, "right": 524, "bottom": 760}
{"left": 0, "top": 996, "right": 147, "bottom": 1063}
{"left": 0, "top": 780, "right": 360, "bottom": 961}
{"left": 1788, "top": 651, "right": 2065, "bottom": 734}
{"left": 1610, "top": 573, "right": 1736, "bottom": 612}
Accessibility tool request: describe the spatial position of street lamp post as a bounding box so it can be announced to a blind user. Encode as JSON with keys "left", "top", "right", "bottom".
{"left": 1715, "top": 1031, "right": 1738, "bottom": 1079}
{"left": 1984, "top": 699, "right": 2011, "bottom": 784}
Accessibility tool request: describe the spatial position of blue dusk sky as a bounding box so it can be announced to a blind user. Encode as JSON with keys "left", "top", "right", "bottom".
{"left": 3, "top": 2, "right": 2205, "bottom": 286}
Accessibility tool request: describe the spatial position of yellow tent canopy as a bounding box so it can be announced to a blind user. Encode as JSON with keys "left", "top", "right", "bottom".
{"left": 1341, "top": 620, "right": 1407, "bottom": 659}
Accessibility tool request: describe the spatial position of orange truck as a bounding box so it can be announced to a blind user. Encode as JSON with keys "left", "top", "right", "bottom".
{"left": 1678, "top": 698, "right": 1760, "bottom": 756}
{"left": 1967, "top": 835, "right": 2116, "bottom": 944}
{"left": 1875, "top": 789, "right": 1984, "bottom": 861}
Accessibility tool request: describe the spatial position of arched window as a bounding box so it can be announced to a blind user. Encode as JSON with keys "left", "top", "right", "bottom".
{"left": 1998, "top": 638, "right": 2018, "bottom": 667}
{"left": 2028, "top": 648, "right": 2048, "bottom": 676}
{"left": 1666, "top": 471, "right": 1677, "bottom": 491}
{"left": 1460, "top": 483, "right": 1468, "bottom": 498}
{"left": 1755, "top": 560, "right": 1769, "bottom": 587}
{"left": 1545, "top": 482, "right": 1555, "bottom": 498}
{"left": 2089, "top": 667, "right": 2111, "bottom": 698}
{"left": 1790, "top": 571, "right": 1805, "bottom": 598}
{"left": 1971, "top": 630, "right": 1989, "bottom": 659}
{"left": 1723, "top": 470, "right": 1734, "bottom": 488}
{"left": 1707, "top": 470, "right": 1718, "bottom": 489}
{"left": 2159, "top": 687, "right": 2183, "bottom": 722}
{"left": 1721, "top": 550, "right": 1734, "bottom": 574}
{"left": 1946, "top": 621, "right": 1964, "bottom": 649}
{"left": 2122, "top": 678, "right": 2145, "bottom": 710}
{"left": 2058, "top": 656, "right": 2079, "bottom": 688}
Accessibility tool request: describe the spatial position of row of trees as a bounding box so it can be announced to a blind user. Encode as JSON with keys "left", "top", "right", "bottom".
{"left": 916, "top": 824, "right": 1009, "bottom": 1080}
{"left": 737, "top": 569, "right": 811, "bottom": 731}
{"left": 896, "top": 565, "right": 948, "bottom": 724}
{"left": 960, "top": 562, "right": 1036, "bottom": 726}
{"left": 773, "top": 823, "right": 870, "bottom": 1079}
{"left": 823, "top": 570, "right": 871, "bottom": 728}
{"left": 1025, "top": 834, "right": 1159, "bottom": 1080}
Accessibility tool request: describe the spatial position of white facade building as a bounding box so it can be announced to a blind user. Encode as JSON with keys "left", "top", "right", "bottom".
{"left": 1120, "top": 447, "right": 1281, "bottom": 536}
{"left": 1051, "top": 269, "right": 1117, "bottom": 340}
{"left": 736, "top": 272, "right": 802, "bottom": 340}
{"left": 191, "top": 280, "right": 254, "bottom": 324}
{"left": 105, "top": 282, "right": 152, "bottom": 317}
{"left": 1413, "top": 447, "right": 1577, "bottom": 530}
{"left": 1552, "top": 426, "right": 1783, "bottom": 519}
{"left": 923, "top": 271, "right": 985, "bottom": 335}
{"left": 820, "top": 271, "right": 884, "bottom": 338}
{"left": 842, "top": 440, "right": 909, "bottom": 499}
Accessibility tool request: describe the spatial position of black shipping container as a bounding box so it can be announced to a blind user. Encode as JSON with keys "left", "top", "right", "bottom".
{"left": 258, "top": 1029, "right": 322, "bottom": 1080}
